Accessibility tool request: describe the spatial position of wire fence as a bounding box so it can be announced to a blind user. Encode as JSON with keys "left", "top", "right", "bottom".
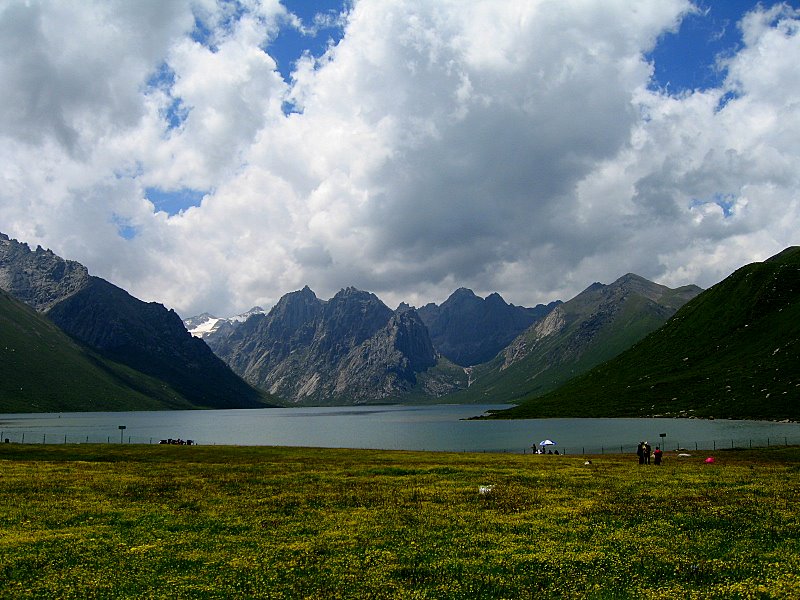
{"left": 0, "top": 431, "right": 208, "bottom": 446}
{"left": 483, "top": 435, "right": 800, "bottom": 455}
{"left": 2, "top": 430, "right": 799, "bottom": 454}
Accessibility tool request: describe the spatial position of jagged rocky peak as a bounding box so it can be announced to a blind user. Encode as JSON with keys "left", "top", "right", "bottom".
{"left": 317, "top": 287, "right": 394, "bottom": 351}
{"left": 273, "top": 285, "right": 319, "bottom": 309}
{"left": 267, "top": 286, "right": 323, "bottom": 330}
{"left": 416, "top": 286, "right": 552, "bottom": 367}
{"left": 0, "top": 232, "right": 90, "bottom": 312}
{"left": 208, "top": 285, "right": 448, "bottom": 404}
{"left": 485, "top": 291, "right": 507, "bottom": 305}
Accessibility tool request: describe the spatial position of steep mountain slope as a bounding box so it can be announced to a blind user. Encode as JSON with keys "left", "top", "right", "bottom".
{"left": 494, "top": 247, "right": 800, "bottom": 420}
{"left": 417, "top": 288, "right": 558, "bottom": 366}
{"left": 0, "top": 288, "right": 195, "bottom": 413}
{"left": 454, "top": 274, "right": 702, "bottom": 403}
{"left": 0, "top": 233, "right": 272, "bottom": 410}
{"left": 208, "top": 287, "right": 451, "bottom": 404}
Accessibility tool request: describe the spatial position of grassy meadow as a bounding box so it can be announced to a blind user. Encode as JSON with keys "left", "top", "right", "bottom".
{"left": 1, "top": 443, "right": 799, "bottom": 599}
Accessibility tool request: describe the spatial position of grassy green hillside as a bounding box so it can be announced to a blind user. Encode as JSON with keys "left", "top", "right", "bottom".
{"left": 494, "top": 247, "right": 800, "bottom": 420}
{"left": 452, "top": 275, "right": 701, "bottom": 404}
{"left": 0, "top": 289, "right": 196, "bottom": 413}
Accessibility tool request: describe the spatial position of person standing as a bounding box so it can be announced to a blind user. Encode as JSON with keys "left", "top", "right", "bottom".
{"left": 644, "top": 442, "right": 651, "bottom": 465}
{"left": 637, "top": 441, "right": 645, "bottom": 464}
{"left": 653, "top": 446, "right": 663, "bottom": 465}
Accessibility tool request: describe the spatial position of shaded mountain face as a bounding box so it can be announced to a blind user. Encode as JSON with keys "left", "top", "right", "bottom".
{"left": 0, "top": 288, "right": 197, "bottom": 413}
{"left": 495, "top": 247, "right": 800, "bottom": 420}
{"left": 417, "top": 288, "right": 559, "bottom": 366}
{"left": 456, "top": 273, "right": 702, "bottom": 403}
{"left": 0, "top": 233, "right": 269, "bottom": 410}
{"left": 208, "top": 286, "right": 439, "bottom": 404}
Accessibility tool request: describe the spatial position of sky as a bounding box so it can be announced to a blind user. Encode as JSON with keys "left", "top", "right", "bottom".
{"left": 1, "top": 0, "right": 799, "bottom": 318}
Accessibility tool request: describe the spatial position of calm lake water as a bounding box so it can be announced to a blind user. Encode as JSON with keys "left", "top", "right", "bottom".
{"left": 1, "top": 404, "right": 798, "bottom": 454}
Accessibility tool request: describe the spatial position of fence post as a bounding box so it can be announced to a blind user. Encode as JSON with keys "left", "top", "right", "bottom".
{"left": 43, "top": 434, "right": 46, "bottom": 444}
{"left": 64, "top": 434, "right": 67, "bottom": 444}
{"left": 22, "top": 432, "right": 24, "bottom": 443}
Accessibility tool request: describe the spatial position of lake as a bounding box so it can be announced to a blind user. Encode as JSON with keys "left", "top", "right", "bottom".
{"left": 1, "top": 404, "right": 798, "bottom": 454}
{"left": 0, "top": 405, "right": 800, "bottom": 454}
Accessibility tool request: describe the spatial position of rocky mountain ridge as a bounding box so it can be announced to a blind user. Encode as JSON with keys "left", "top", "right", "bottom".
{"left": 416, "top": 288, "right": 559, "bottom": 366}
{"left": 207, "top": 286, "right": 442, "bottom": 404}
{"left": 452, "top": 273, "right": 703, "bottom": 403}
{"left": 493, "top": 247, "right": 800, "bottom": 420}
{"left": 0, "top": 232, "right": 270, "bottom": 410}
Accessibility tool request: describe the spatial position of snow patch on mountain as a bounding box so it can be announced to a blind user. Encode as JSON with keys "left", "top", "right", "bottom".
{"left": 184, "top": 307, "right": 264, "bottom": 339}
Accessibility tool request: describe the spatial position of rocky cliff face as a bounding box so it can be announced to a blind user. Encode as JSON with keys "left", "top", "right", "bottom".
{"left": 208, "top": 286, "right": 439, "bottom": 404}
{"left": 417, "top": 287, "right": 559, "bottom": 366}
{"left": 0, "top": 232, "right": 268, "bottom": 410}
{"left": 0, "top": 233, "right": 89, "bottom": 311}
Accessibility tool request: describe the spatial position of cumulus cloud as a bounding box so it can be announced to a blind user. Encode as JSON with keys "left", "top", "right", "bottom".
{"left": 0, "top": 0, "right": 798, "bottom": 318}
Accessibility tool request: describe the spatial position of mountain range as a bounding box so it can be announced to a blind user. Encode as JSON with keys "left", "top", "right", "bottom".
{"left": 3, "top": 229, "right": 795, "bottom": 420}
{"left": 416, "top": 288, "right": 559, "bottom": 366}
{"left": 452, "top": 273, "right": 702, "bottom": 403}
{"left": 193, "top": 275, "right": 701, "bottom": 407}
{"left": 0, "top": 233, "right": 271, "bottom": 412}
{"left": 492, "top": 247, "right": 800, "bottom": 420}
{"left": 205, "top": 286, "right": 457, "bottom": 405}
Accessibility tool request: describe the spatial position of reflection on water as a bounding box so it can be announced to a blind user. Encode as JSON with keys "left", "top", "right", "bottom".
{"left": 1, "top": 404, "right": 798, "bottom": 454}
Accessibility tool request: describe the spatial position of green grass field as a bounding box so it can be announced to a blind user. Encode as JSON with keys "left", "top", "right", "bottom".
{"left": 1, "top": 444, "right": 799, "bottom": 598}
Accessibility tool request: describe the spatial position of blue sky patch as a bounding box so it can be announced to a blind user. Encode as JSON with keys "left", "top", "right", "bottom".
{"left": 647, "top": 0, "right": 759, "bottom": 93}
{"left": 146, "top": 187, "right": 207, "bottom": 216}
{"left": 691, "top": 193, "right": 737, "bottom": 218}
{"left": 164, "top": 97, "right": 190, "bottom": 131}
{"left": 112, "top": 215, "right": 138, "bottom": 240}
{"left": 268, "top": 0, "right": 347, "bottom": 82}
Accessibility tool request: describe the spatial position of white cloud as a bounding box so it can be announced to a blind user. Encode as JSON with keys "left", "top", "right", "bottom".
{"left": 0, "top": 0, "right": 798, "bottom": 318}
